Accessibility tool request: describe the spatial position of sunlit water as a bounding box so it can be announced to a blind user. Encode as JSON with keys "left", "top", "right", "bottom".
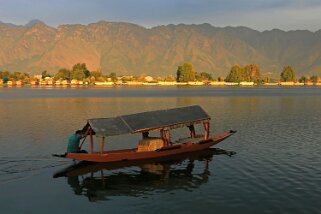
{"left": 0, "top": 86, "right": 320, "bottom": 214}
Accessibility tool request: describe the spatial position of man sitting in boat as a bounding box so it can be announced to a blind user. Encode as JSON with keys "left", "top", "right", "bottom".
{"left": 142, "top": 131, "right": 149, "bottom": 138}
{"left": 67, "top": 130, "right": 86, "bottom": 153}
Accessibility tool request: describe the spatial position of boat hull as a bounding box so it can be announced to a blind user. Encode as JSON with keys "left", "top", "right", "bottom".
{"left": 66, "top": 131, "right": 235, "bottom": 163}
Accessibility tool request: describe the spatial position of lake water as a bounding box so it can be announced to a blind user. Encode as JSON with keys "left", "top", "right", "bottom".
{"left": 0, "top": 86, "right": 320, "bottom": 214}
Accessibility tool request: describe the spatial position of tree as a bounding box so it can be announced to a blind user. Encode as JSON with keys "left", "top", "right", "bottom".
{"left": 243, "top": 65, "right": 252, "bottom": 82}
{"left": 54, "top": 68, "right": 71, "bottom": 80}
{"left": 196, "top": 72, "right": 213, "bottom": 81}
{"left": 2, "top": 76, "right": 9, "bottom": 83}
{"left": 109, "top": 72, "right": 117, "bottom": 82}
{"left": 225, "top": 65, "right": 242, "bottom": 82}
{"left": 299, "top": 76, "right": 307, "bottom": 83}
{"left": 164, "top": 75, "right": 176, "bottom": 81}
{"left": 11, "top": 72, "right": 20, "bottom": 81}
{"left": 21, "top": 73, "right": 30, "bottom": 83}
{"left": 0, "top": 71, "right": 10, "bottom": 83}
{"left": 244, "top": 64, "right": 260, "bottom": 82}
{"left": 71, "top": 70, "right": 85, "bottom": 80}
{"left": 217, "top": 76, "right": 224, "bottom": 82}
{"left": 90, "top": 70, "right": 102, "bottom": 79}
{"left": 71, "top": 63, "right": 90, "bottom": 80}
{"left": 41, "top": 70, "right": 51, "bottom": 79}
{"left": 176, "top": 63, "right": 196, "bottom": 82}
{"left": 310, "top": 75, "right": 319, "bottom": 83}
{"left": 280, "top": 66, "right": 295, "bottom": 82}
{"left": 225, "top": 64, "right": 261, "bottom": 82}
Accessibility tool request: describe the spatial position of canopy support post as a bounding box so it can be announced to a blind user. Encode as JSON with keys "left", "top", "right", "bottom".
{"left": 161, "top": 128, "right": 171, "bottom": 146}
{"left": 188, "top": 125, "right": 196, "bottom": 138}
{"left": 101, "top": 137, "right": 105, "bottom": 154}
{"left": 90, "top": 128, "right": 94, "bottom": 154}
{"left": 203, "top": 121, "right": 210, "bottom": 140}
{"left": 160, "top": 129, "right": 164, "bottom": 144}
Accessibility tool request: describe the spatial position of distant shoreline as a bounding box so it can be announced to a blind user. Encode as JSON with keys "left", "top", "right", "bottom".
{"left": 1, "top": 81, "right": 321, "bottom": 88}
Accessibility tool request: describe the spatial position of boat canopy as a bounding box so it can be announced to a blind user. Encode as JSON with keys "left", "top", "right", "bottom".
{"left": 85, "top": 105, "right": 210, "bottom": 137}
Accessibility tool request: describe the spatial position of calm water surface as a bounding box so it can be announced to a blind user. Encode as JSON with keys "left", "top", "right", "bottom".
{"left": 0, "top": 86, "right": 320, "bottom": 214}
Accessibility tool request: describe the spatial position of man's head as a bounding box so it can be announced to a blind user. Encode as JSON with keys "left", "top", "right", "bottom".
{"left": 75, "top": 130, "right": 83, "bottom": 135}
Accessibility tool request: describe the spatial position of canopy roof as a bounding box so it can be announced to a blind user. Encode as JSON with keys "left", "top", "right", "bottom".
{"left": 86, "top": 105, "right": 210, "bottom": 137}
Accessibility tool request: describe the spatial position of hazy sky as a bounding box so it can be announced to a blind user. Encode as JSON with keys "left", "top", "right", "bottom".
{"left": 1, "top": 0, "right": 321, "bottom": 31}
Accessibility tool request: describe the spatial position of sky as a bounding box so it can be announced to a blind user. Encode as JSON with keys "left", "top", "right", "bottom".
{"left": 0, "top": 0, "right": 321, "bottom": 31}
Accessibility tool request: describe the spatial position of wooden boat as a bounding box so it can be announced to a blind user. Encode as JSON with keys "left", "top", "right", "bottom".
{"left": 54, "top": 148, "right": 236, "bottom": 201}
{"left": 54, "top": 148, "right": 236, "bottom": 178}
{"left": 63, "top": 105, "right": 237, "bottom": 162}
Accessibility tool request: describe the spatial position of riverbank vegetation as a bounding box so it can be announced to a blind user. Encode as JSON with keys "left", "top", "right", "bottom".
{"left": 225, "top": 64, "right": 261, "bottom": 83}
{"left": 280, "top": 66, "right": 295, "bottom": 82}
{"left": 1, "top": 62, "right": 321, "bottom": 86}
{"left": 176, "top": 63, "right": 213, "bottom": 82}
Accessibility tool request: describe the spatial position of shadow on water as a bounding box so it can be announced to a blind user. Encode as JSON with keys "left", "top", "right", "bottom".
{"left": 53, "top": 148, "right": 236, "bottom": 202}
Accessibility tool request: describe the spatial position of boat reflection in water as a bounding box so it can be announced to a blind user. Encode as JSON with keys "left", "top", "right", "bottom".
{"left": 53, "top": 148, "right": 236, "bottom": 202}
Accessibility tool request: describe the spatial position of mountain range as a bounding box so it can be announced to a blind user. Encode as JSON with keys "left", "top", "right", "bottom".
{"left": 1, "top": 20, "right": 321, "bottom": 77}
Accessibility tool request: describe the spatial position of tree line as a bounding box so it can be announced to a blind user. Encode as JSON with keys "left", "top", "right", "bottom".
{"left": 226, "top": 64, "right": 320, "bottom": 83}
{"left": 175, "top": 62, "right": 321, "bottom": 83}
{"left": 175, "top": 63, "right": 261, "bottom": 83}
{"left": 0, "top": 71, "right": 30, "bottom": 83}
{"left": 0, "top": 63, "right": 177, "bottom": 83}
{"left": 224, "top": 64, "right": 297, "bottom": 83}
{"left": 1, "top": 62, "right": 320, "bottom": 84}
{"left": 43, "top": 63, "right": 118, "bottom": 82}
{"left": 176, "top": 63, "right": 213, "bottom": 82}
{"left": 0, "top": 63, "right": 118, "bottom": 83}
{"left": 225, "top": 64, "right": 261, "bottom": 83}
{"left": 276, "top": 65, "right": 320, "bottom": 83}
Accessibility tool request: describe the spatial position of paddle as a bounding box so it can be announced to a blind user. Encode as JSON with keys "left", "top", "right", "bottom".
{"left": 79, "top": 128, "right": 90, "bottom": 149}
{"left": 52, "top": 153, "right": 66, "bottom": 158}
